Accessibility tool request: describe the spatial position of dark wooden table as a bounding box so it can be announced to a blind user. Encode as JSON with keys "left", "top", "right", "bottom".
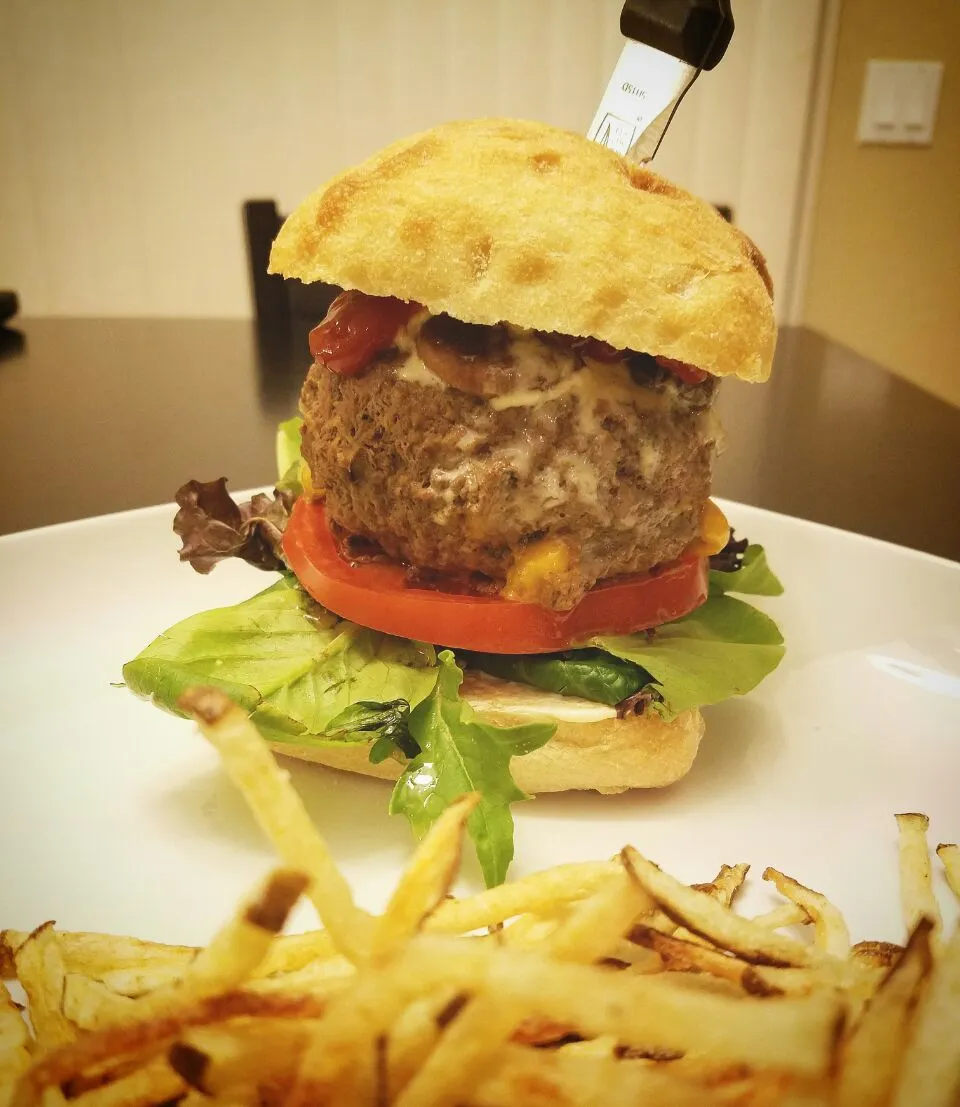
{"left": 1, "top": 318, "right": 958, "bottom": 561}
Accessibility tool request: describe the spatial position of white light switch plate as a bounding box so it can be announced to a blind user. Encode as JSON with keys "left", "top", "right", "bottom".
{"left": 857, "top": 60, "right": 943, "bottom": 145}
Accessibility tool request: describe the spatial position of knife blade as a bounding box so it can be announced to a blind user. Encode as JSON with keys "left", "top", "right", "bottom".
{"left": 588, "top": 0, "right": 735, "bottom": 164}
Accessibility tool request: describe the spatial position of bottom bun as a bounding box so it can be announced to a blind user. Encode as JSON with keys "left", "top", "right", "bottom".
{"left": 269, "top": 672, "right": 704, "bottom": 795}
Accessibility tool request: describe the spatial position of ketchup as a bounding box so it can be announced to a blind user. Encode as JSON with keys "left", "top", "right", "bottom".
{"left": 574, "top": 337, "right": 711, "bottom": 384}
{"left": 655, "top": 356, "right": 709, "bottom": 385}
{"left": 571, "top": 336, "right": 624, "bottom": 362}
{"left": 308, "top": 291, "right": 420, "bottom": 377}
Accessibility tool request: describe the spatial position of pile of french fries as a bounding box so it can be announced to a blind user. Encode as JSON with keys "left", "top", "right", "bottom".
{"left": 2, "top": 688, "right": 958, "bottom": 1106}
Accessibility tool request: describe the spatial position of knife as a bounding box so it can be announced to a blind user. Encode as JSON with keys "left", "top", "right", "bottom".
{"left": 588, "top": 0, "right": 735, "bottom": 163}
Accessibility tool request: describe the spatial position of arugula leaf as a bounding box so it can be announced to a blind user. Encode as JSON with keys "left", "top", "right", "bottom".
{"left": 465, "top": 649, "right": 650, "bottom": 707}
{"left": 596, "top": 592, "right": 784, "bottom": 719}
{"left": 123, "top": 577, "right": 438, "bottom": 743}
{"left": 390, "top": 652, "right": 555, "bottom": 888}
{"left": 275, "top": 416, "right": 304, "bottom": 496}
{"left": 323, "top": 699, "right": 419, "bottom": 762}
{"left": 710, "top": 544, "right": 784, "bottom": 597}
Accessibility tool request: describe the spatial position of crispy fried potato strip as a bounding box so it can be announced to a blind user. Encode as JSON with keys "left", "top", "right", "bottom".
{"left": 13, "top": 993, "right": 326, "bottom": 1106}
{"left": 426, "top": 860, "right": 623, "bottom": 934}
{"left": 937, "top": 843, "right": 960, "bottom": 902}
{"left": 896, "top": 813, "right": 943, "bottom": 946}
{"left": 5, "top": 699, "right": 959, "bottom": 1107}
{"left": 394, "top": 868, "right": 653, "bottom": 1107}
{"left": 890, "top": 923, "right": 960, "bottom": 1107}
{"left": 92, "top": 867, "right": 308, "bottom": 1028}
{"left": 1, "top": 984, "right": 32, "bottom": 1105}
{"left": 629, "top": 924, "right": 756, "bottom": 989}
{"left": 836, "top": 917, "right": 934, "bottom": 1107}
{"left": 763, "top": 868, "right": 850, "bottom": 958}
{"left": 372, "top": 793, "right": 478, "bottom": 962}
{"left": 669, "top": 862, "right": 751, "bottom": 946}
{"left": 621, "top": 848, "right": 815, "bottom": 967}
{"left": 68, "top": 1056, "right": 184, "bottom": 1107}
{"left": 374, "top": 937, "right": 842, "bottom": 1075}
{"left": 751, "top": 902, "right": 810, "bottom": 930}
{"left": 469, "top": 1044, "right": 708, "bottom": 1107}
{"left": 170, "top": 1018, "right": 318, "bottom": 1102}
{"left": 1, "top": 932, "right": 197, "bottom": 986}
{"left": 13, "top": 926, "right": 74, "bottom": 1053}
{"left": 178, "top": 687, "right": 373, "bottom": 962}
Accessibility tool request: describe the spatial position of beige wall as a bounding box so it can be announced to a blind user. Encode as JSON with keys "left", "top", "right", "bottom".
{"left": 0, "top": 0, "right": 821, "bottom": 321}
{"left": 802, "top": 0, "right": 960, "bottom": 406}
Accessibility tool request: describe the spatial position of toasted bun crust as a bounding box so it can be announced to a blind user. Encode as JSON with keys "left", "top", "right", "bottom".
{"left": 268, "top": 674, "right": 704, "bottom": 795}
{"left": 269, "top": 118, "right": 775, "bottom": 382}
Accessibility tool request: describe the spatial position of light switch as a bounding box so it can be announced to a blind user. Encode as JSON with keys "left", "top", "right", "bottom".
{"left": 857, "top": 60, "right": 943, "bottom": 145}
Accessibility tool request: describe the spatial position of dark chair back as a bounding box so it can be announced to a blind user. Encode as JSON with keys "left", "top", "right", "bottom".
{"left": 243, "top": 200, "right": 341, "bottom": 330}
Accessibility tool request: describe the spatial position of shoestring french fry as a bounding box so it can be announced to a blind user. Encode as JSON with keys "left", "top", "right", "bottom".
{"left": 890, "top": 923, "right": 960, "bottom": 1107}
{"left": 0, "top": 985, "right": 31, "bottom": 1104}
{"left": 4, "top": 687, "right": 959, "bottom": 1106}
{"left": 371, "top": 793, "right": 478, "bottom": 962}
{"left": 667, "top": 861, "right": 751, "bottom": 947}
{"left": 13, "top": 926, "right": 74, "bottom": 1053}
{"left": 425, "top": 859, "right": 623, "bottom": 934}
{"left": 395, "top": 867, "right": 653, "bottom": 1107}
{"left": 850, "top": 940, "right": 904, "bottom": 969}
{"left": 936, "top": 842, "right": 960, "bottom": 901}
{"left": 66, "top": 1057, "right": 184, "bottom": 1107}
{"left": 896, "top": 812, "right": 943, "bottom": 946}
{"left": 177, "top": 688, "right": 373, "bottom": 963}
{"left": 836, "top": 917, "right": 935, "bottom": 1107}
{"left": 628, "top": 924, "right": 758, "bottom": 988}
{"left": 11, "top": 992, "right": 327, "bottom": 1107}
{"left": 621, "top": 847, "right": 817, "bottom": 967}
{"left": 467, "top": 1044, "right": 708, "bottom": 1107}
{"left": 762, "top": 868, "right": 851, "bottom": 958}
{"left": 61, "top": 976, "right": 134, "bottom": 1031}
{"left": 169, "top": 1018, "right": 317, "bottom": 1103}
{"left": 751, "top": 902, "right": 811, "bottom": 930}
{"left": 0, "top": 934, "right": 196, "bottom": 987}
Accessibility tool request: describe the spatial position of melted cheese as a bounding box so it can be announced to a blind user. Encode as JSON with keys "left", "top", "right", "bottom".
{"left": 686, "top": 500, "right": 731, "bottom": 556}
{"left": 489, "top": 375, "right": 577, "bottom": 411}
{"left": 456, "top": 429, "right": 484, "bottom": 451}
{"left": 502, "top": 537, "right": 574, "bottom": 603}
{"left": 390, "top": 317, "right": 673, "bottom": 432}
{"left": 556, "top": 453, "right": 600, "bottom": 508}
{"left": 396, "top": 352, "right": 445, "bottom": 388}
{"left": 639, "top": 443, "right": 661, "bottom": 481}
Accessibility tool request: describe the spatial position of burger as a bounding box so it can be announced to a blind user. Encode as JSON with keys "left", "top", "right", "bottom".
{"left": 125, "top": 118, "right": 784, "bottom": 886}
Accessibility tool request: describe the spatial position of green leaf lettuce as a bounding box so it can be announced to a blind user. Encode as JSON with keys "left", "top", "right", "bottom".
{"left": 709, "top": 544, "right": 784, "bottom": 597}
{"left": 390, "top": 652, "right": 554, "bottom": 887}
{"left": 122, "top": 576, "right": 437, "bottom": 743}
{"left": 275, "top": 416, "right": 305, "bottom": 497}
{"left": 596, "top": 546, "right": 785, "bottom": 719}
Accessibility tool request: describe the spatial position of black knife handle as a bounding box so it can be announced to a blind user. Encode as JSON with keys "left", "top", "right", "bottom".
{"left": 620, "top": 0, "right": 734, "bottom": 71}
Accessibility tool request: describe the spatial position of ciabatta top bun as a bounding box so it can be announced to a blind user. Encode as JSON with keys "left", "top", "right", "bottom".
{"left": 270, "top": 117, "right": 775, "bottom": 382}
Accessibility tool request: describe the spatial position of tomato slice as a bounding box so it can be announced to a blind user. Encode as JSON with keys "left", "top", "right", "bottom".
{"left": 283, "top": 499, "right": 708, "bottom": 654}
{"left": 308, "top": 291, "right": 420, "bottom": 376}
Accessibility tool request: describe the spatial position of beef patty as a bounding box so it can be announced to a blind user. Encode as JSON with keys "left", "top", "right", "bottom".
{"left": 300, "top": 323, "right": 719, "bottom": 610}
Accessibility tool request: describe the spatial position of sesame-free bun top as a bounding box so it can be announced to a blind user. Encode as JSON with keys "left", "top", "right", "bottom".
{"left": 269, "top": 118, "right": 776, "bottom": 382}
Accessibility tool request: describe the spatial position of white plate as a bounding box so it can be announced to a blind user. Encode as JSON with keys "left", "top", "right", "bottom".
{"left": 1, "top": 499, "right": 958, "bottom": 948}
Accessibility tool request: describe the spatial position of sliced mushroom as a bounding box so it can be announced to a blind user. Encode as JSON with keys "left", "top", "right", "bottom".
{"left": 415, "top": 315, "right": 519, "bottom": 397}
